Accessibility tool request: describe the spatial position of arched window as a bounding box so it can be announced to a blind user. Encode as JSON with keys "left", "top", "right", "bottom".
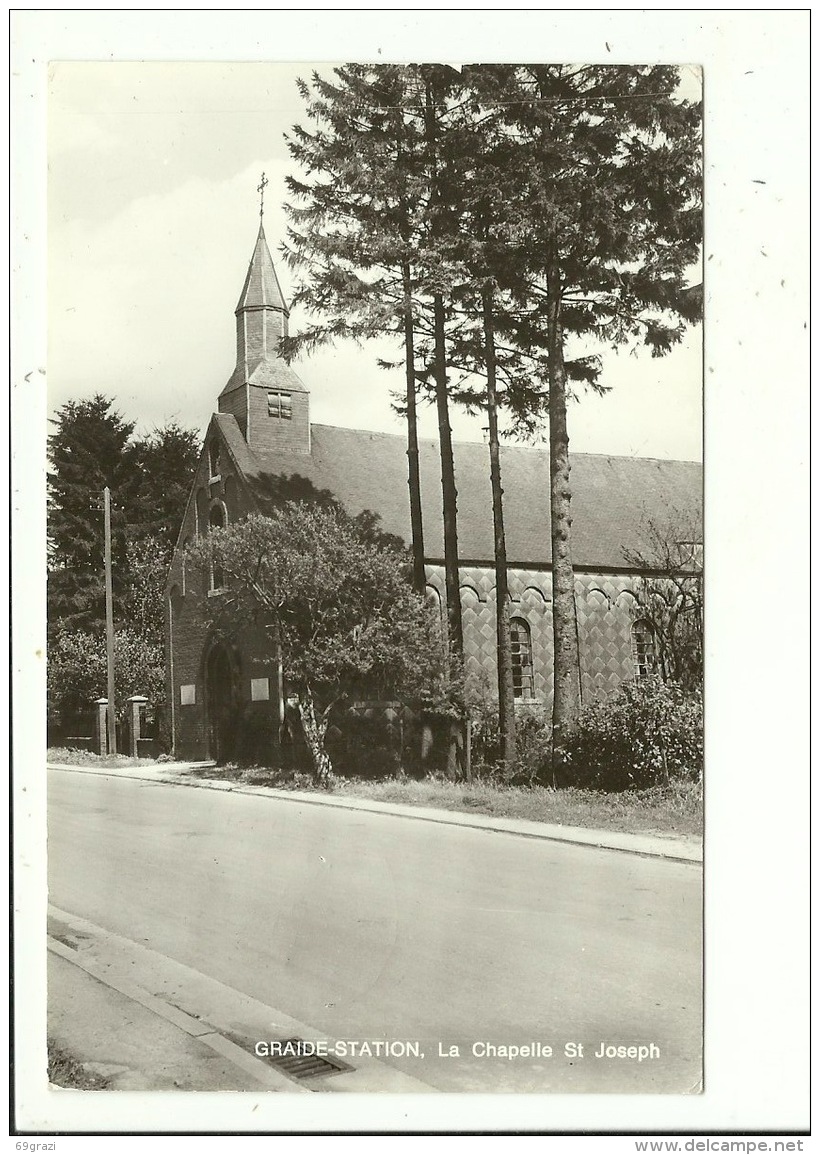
{"left": 208, "top": 504, "right": 226, "bottom": 591}
{"left": 195, "top": 488, "right": 209, "bottom": 538}
{"left": 208, "top": 440, "right": 222, "bottom": 479}
{"left": 510, "top": 618, "right": 534, "bottom": 700}
{"left": 632, "top": 619, "right": 658, "bottom": 679}
{"left": 179, "top": 539, "right": 190, "bottom": 596}
{"left": 224, "top": 475, "right": 239, "bottom": 518}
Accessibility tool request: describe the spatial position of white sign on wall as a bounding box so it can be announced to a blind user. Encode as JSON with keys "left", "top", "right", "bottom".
{"left": 180, "top": 684, "right": 196, "bottom": 705}
{"left": 251, "top": 677, "right": 270, "bottom": 702}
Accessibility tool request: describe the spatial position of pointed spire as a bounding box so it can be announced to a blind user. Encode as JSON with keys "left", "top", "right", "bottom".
{"left": 220, "top": 208, "right": 310, "bottom": 458}
{"left": 235, "top": 222, "right": 289, "bottom": 316}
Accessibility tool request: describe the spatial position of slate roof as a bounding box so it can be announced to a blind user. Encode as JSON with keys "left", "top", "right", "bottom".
{"left": 219, "top": 356, "right": 308, "bottom": 399}
{"left": 213, "top": 415, "right": 702, "bottom": 571}
{"left": 235, "top": 224, "right": 288, "bottom": 314}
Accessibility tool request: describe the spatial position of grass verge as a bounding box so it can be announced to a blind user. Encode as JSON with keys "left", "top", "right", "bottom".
{"left": 48, "top": 749, "right": 702, "bottom": 839}
{"left": 47, "top": 1039, "right": 110, "bottom": 1090}
{"left": 48, "top": 747, "right": 165, "bottom": 769}
{"left": 178, "top": 763, "right": 702, "bottom": 839}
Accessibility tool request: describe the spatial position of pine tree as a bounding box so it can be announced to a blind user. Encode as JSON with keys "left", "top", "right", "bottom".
{"left": 47, "top": 395, "right": 136, "bottom": 634}
{"left": 128, "top": 422, "right": 201, "bottom": 556}
{"left": 284, "top": 64, "right": 468, "bottom": 662}
{"left": 500, "top": 65, "right": 702, "bottom": 758}
{"left": 283, "top": 63, "right": 701, "bottom": 772}
{"left": 47, "top": 397, "right": 200, "bottom": 731}
{"left": 427, "top": 64, "right": 528, "bottom": 767}
{"left": 284, "top": 65, "right": 429, "bottom": 594}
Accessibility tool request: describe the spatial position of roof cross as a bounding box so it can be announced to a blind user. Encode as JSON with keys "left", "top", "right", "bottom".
{"left": 257, "top": 172, "right": 269, "bottom": 219}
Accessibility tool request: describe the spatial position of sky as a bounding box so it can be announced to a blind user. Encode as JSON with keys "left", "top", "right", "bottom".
{"left": 47, "top": 60, "right": 703, "bottom": 460}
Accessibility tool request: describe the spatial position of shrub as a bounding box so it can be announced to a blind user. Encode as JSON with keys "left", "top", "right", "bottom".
{"left": 469, "top": 700, "right": 553, "bottom": 787}
{"left": 563, "top": 676, "right": 703, "bottom": 792}
{"left": 328, "top": 709, "right": 405, "bottom": 780}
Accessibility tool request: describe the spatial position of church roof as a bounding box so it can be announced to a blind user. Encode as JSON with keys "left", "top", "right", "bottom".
{"left": 213, "top": 415, "right": 702, "bottom": 571}
{"left": 219, "top": 356, "right": 308, "bottom": 399}
{"left": 235, "top": 224, "right": 288, "bottom": 314}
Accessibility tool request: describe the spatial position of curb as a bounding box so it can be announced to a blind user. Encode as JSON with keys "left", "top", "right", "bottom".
{"left": 47, "top": 937, "right": 308, "bottom": 1094}
{"left": 48, "top": 761, "right": 702, "bottom": 864}
{"left": 48, "top": 907, "right": 436, "bottom": 1094}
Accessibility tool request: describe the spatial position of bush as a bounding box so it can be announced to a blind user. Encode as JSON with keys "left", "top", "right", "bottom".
{"left": 469, "top": 700, "right": 553, "bottom": 787}
{"left": 563, "top": 676, "right": 702, "bottom": 792}
{"left": 327, "top": 709, "right": 405, "bottom": 780}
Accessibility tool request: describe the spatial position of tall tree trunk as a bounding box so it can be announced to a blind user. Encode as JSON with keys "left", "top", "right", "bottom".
{"left": 269, "top": 614, "right": 284, "bottom": 763}
{"left": 482, "top": 281, "right": 516, "bottom": 767}
{"left": 433, "top": 292, "right": 463, "bottom": 660}
{"left": 546, "top": 245, "right": 581, "bottom": 763}
{"left": 423, "top": 71, "right": 463, "bottom": 662}
{"left": 296, "top": 688, "right": 334, "bottom": 786}
{"left": 402, "top": 258, "right": 426, "bottom": 595}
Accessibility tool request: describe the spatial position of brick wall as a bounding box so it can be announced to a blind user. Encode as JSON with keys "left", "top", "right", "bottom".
{"left": 218, "top": 385, "right": 248, "bottom": 438}
{"left": 217, "top": 383, "right": 310, "bottom": 455}
{"left": 425, "top": 563, "right": 642, "bottom": 711}
{"left": 167, "top": 583, "right": 281, "bottom": 763}
{"left": 167, "top": 426, "right": 646, "bottom": 758}
{"left": 246, "top": 385, "right": 310, "bottom": 455}
{"left": 165, "top": 425, "right": 282, "bottom": 761}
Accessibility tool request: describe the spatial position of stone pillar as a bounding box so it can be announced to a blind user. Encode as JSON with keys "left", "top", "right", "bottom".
{"left": 127, "top": 695, "right": 149, "bottom": 758}
{"left": 95, "top": 698, "right": 109, "bottom": 756}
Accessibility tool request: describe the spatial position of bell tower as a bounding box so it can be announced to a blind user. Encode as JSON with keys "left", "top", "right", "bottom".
{"left": 218, "top": 174, "right": 310, "bottom": 454}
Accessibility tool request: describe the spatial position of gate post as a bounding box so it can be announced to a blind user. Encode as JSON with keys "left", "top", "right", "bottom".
{"left": 94, "top": 698, "right": 109, "bottom": 756}
{"left": 127, "top": 695, "right": 149, "bottom": 758}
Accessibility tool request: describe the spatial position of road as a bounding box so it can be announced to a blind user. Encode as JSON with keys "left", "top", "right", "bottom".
{"left": 48, "top": 768, "right": 702, "bottom": 1093}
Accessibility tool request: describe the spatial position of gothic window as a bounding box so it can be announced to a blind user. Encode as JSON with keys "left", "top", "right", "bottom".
{"left": 180, "top": 540, "right": 190, "bottom": 596}
{"left": 224, "top": 475, "right": 238, "bottom": 517}
{"left": 208, "top": 504, "right": 226, "bottom": 591}
{"left": 208, "top": 440, "right": 222, "bottom": 479}
{"left": 267, "top": 390, "right": 292, "bottom": 420}
{"left": 510, "top": 618, "right": 535, "bottom": 700}
{"left": 632, "top": 619, "right": 658, "bottom": 679}
{"left": 195, "top": 488, "right": 209, "bottom": 537}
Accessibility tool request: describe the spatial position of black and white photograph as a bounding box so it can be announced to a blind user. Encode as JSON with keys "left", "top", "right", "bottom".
{"left": 11, "top": 9, "right": 809, "bottom": 1141}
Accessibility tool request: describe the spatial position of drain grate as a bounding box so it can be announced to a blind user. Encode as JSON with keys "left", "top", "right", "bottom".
{"left": 48, "top": 917, "right": 82, "bottom": 951}
{"left": 258, "top": 1038, "right": 353, "bottom": 1082}
{"left": 49, "top": 931, "right": 79, "bottom": 950}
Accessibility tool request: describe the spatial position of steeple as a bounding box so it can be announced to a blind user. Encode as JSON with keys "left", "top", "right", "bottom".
{"left": 219, "top": 188, "right": 310, "bottom": 455}
{"left": 233, "top": 222, "right": 289, "bottom": 369}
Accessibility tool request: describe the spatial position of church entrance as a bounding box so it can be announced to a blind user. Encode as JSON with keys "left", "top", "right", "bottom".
{"left": 205, "top": 642, "right": 239, "bottom": 764}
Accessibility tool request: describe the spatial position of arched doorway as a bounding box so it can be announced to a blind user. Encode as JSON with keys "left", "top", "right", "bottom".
{"left": 205, "top": 642, "right": 239, "bottom": 763}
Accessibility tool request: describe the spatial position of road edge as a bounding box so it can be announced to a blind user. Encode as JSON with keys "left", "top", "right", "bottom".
{"left": 47, "top": 937, "right": 309, "bottom": 1094}
{"left": 47, "top": 762, "right": 703, "bottom": 864}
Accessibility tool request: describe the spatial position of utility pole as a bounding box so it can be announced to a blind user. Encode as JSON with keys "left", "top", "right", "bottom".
{"left": 104, "top": 486, "right": 116, "bottom": 755}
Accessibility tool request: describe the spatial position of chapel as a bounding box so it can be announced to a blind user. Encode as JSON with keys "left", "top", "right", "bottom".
{"left": 164, "top": 221, "right": 702, "bottom": 763}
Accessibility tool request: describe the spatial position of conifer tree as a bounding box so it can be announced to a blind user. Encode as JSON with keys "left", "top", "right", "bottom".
{"left": 47, "top": 397, "right": 200, "bottom": 733}
{"left": 432, "top": 64, "right": 528, "bottom": 767}
{"left": 284, "top": 64, "right": 467, "bottom": 663}
{"left": 283, "top": 63, "right": 701, "bottom": 772}
{"left": 283, "top": 65, "right": 430, "bottom": 595}
{"left": 47, "top": 395, "right": 137, "bottom": 634}
{"left": 499, "top": 64, "right": 702, "bottom": 757}
{"left": 128, "top": 422, "right": 201, "bottom": 556}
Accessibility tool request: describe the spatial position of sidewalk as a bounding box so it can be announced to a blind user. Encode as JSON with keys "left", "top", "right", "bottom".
{"left": 47, "top": 760, "right": 702, "bottom": 863}
{"left": 48, "top": 945, "right": 298, "bottom": 1093}
{"left": 47, "top": 906, "right": 432, "bottom": 1094}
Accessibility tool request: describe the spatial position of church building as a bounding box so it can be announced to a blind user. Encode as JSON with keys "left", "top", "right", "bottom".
{"left": 164, "top": 221, "right": 702, "bottom": 763}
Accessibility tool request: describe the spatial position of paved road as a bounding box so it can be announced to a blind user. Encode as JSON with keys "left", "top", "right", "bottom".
{"left": 48, "top": 769, "right": 702, "bottom": 1093}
